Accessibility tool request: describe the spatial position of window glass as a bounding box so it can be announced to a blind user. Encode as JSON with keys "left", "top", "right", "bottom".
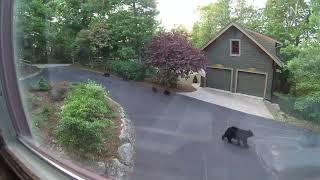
{"left": 11, "top": 0, "right": 320, "bottom": 180}
{"left": 231, "top": 40, "right": 240, "bottom": 55}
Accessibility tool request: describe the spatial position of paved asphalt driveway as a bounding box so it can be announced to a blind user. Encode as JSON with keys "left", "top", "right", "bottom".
{"left": 26, "top": 66, "right": 320, "bottom": 180}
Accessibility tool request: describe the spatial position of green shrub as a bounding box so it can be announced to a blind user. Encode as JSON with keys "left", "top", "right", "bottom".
{"left": 33, "top": 107, "right": 50, "bottom": 129}
{"left": 116, "top": 47, "right": 136, "bottom": 60}
{"left": 111, "top": 60, "right": 144, "bottom": 80}
{"left": 30, "top": 77, "right": 51, "bottom": 91}
{"left": 56, "top": 81, "right": 115, "bottom": 159}
{"left": 145, "top": 66, "right": 158, "bottom": 80}
{"left": 294, "top": 93, "right": 320, "bottom": 121}
{"left": 287, "top": 43, "right": 320, "bottom": 122}
{"left": 274, "top": 93, "right": 320, "bottom": 122}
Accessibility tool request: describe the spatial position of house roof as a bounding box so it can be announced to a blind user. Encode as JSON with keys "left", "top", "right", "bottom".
{"left": 201, "top": 22, "right": 284, "bottom": 67}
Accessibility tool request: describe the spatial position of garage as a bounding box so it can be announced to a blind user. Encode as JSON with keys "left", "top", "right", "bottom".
{"left": 206, "top": 67, "right": 232, "bottom": 91}
{"left": 236, "top": 70, "right": 267, "bottom": 98}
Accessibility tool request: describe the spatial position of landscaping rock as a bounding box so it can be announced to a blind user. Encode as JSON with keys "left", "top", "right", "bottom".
{"left": 105, "top": 159, "right": 132, "bottom": 180}
{"left": 105, "top": 96, "right": 135, "bottom": 179}
{"left": 119, "top": 118, "right": 135, "bottom": 145}
{"left": 118, "top": 143, "right": 134, "bottom": 166}
{"left": 97, "top": 162, "right": 106, "bottom": 173}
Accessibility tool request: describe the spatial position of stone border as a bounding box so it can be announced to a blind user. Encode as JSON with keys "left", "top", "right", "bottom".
{"left": 105, "top": 97, "right": 136, "bottom": 179}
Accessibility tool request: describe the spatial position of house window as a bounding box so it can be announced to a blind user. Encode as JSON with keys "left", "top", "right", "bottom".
{"left": 230, "top": 39, "right": 240, "bottom": 56}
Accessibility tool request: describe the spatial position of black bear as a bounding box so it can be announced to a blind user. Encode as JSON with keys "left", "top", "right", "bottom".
{"left": 103, "top": 72, "right": 110, "bottom": 77}
{"left": 163, "top": 90, "right": 171, "bottom": 96}
{"left": 152, "top": 87, "right": 158, "bottom": 93}
{"left": 222, "top": 126, "right": 254, "bottom": 147}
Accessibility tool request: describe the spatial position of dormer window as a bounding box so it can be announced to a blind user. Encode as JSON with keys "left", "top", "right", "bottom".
{"left": 230, "top": 39, "right": 240, "bottom": 56}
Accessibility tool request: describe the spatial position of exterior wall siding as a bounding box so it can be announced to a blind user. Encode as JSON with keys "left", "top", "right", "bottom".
{"left": 204, "top": 26, "right": 274, "bottom": 100}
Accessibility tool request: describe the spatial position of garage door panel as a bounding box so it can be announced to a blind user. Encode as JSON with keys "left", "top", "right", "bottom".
{"left": 236, "top": 71, "right": 266, "bottom": 97}
{"left": 206, "top": 68, "right": 232, "bottom": 91}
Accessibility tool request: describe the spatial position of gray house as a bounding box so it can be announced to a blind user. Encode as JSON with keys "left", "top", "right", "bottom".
{"left": 202, "top": 22, "right": 283, "bottom": 100}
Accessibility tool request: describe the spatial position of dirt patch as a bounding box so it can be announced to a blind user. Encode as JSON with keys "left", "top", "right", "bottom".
{"left": 29, "top": 82, "right": 121, "bottom": 176}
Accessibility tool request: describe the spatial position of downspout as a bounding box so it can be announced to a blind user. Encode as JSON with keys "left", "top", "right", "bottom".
{"left": 270, "top": 61, "right": 275, "bottom": 102}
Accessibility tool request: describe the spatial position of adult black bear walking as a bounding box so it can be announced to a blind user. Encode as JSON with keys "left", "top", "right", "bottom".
{"left": 222, "top": 126, "right": 254, "bottom": 147}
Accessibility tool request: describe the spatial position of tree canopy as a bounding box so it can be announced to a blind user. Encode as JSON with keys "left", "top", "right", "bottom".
{"left": 15, "top": 0, "right": 158, "bottom": 63}
{"left": 191, "top": 0, "right": 265, "bottom": 48}
{"left": 145, "top": 32, "right": 207, "bottom": 87}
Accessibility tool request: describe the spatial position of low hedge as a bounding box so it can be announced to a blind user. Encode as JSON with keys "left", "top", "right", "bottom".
{"left": 56, "top": 81, "right": 115, "bottom": 159}
{"left": 111, "top": 60, "right": 144, "bottom": 81}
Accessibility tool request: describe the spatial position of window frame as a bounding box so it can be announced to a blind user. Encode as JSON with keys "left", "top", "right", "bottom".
{"left": 0, "top": 0, "right": 31, "bottom": 138}
{"left": 230, "top": 39, "right": 241, "bottom": 56}
{"left": 0, "top": 0, "right": 108, "bottom": 179}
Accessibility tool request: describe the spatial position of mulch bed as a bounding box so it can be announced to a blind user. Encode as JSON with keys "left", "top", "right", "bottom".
{"left": 28, "top": 82, "right": 121, "bottom": 176}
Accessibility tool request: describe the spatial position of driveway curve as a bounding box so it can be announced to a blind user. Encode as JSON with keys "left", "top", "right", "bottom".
{"left": 24, "top": 66, "right": 320, "bottom": 180}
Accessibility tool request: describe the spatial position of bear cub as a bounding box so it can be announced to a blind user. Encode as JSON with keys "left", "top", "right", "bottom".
{"left": 103, "top": 72, "right": 110, "bottom": 77}
{"left": 222, "top": 126, "right": 254, "bottom": 147}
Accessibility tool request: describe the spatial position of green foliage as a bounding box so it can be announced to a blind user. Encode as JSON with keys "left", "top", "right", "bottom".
{"left": 191, "top": 0, "right": 231, "bottom": 48}
{"left": 310, "top": 0, "right": 320, "bottom": 38}
{"left": 73, "top": 30, "right": 92, "bottom": 65}
{"left": 280, "top": 44, "right": 302, "bottom": 62}
{"left": 111, "top": 60, "right": 144, "bottom": 81}
{"left": 191, "top": 0, "right": 264, "bottom": 48}
{"left": 30, "top": 77, "right": 51, "bottom": 91}
{"left": 15, "top": 0, "right": 158, "bottom": 64}
{"left": 287, "top": 43, "right": 320, "bottom": 121}
{"left": 264, "top": 0, "right": 313, "bottom": 46}
{"left": 116, "top": 47, "right": 136, "bottom": 60}
{"left": 33, "top": 107, "right": 50, "bottom": 129}
{"left": 56, "top": 81, "right": 115, "bottom": 158}
{"left": 15, "top": 0, "right": 50, "bottom": 63}
{"left": 294, "top": 93, "right": 320, "bottom": 121}
{"left": 287, "top": 43, "right": 320, "bottom": 94}
{"left": 144, "top": 67, "right": 159, "bottom": 80}
{"left": 88, "top": 21, "right": 112, "bottom": 57}
{"left": 107, "top": 0, "right": 158, "bottom": 59}
{"left": 73, "top": 22, "right": 113, "bottom": 65}
{"left": 232, "top": 0, "right": 266, "bottom": 31}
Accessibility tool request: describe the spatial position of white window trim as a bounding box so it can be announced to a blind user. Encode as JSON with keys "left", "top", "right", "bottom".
{"left": 230, "top": 39, "right": 241, "bottom": 56}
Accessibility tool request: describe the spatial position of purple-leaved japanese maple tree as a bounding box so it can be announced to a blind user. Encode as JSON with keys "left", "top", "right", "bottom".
{"left": 145, "top": 32, "right": 207, "bottom": 87}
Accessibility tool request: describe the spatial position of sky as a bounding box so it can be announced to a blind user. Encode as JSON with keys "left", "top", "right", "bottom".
{"left": 156, "top": 0, "right": 267, "bottom": 31}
